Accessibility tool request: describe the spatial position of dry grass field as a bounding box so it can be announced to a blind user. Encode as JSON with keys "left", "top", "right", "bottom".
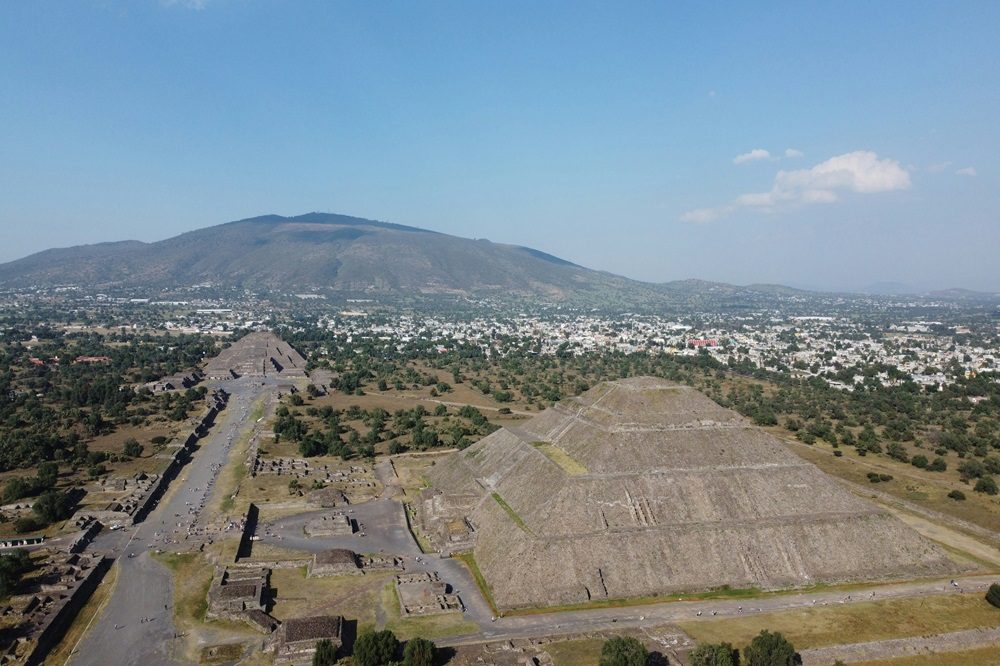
{"left": 678, "top": 593, "right": 1000, "bottom": 652}
{"left": 268, "top": 565, "right": 391, "bottom": 628}
{"left": 784, "top": 432, "right": 1000, "bottom": 535}
{"left": 543, "top": 638, "right": 605, "bottom": 666}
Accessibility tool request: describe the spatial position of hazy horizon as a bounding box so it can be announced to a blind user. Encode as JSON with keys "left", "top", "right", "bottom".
{"left": 2, "top": 2, "right": 997, "bottom": 292}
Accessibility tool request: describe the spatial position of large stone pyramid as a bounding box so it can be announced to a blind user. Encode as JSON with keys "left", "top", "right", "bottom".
{"left": 422, "top": 378, "right": 960, "bottom": 610}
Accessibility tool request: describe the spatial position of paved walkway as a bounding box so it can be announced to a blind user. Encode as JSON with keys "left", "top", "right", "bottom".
{"left": 68, "top": 378, "right": 272, "bottom": 666}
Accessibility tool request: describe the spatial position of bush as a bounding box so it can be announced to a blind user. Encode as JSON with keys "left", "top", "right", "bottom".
{"left": 833, "top": 450, "right": 843, "bottom": 457}
{"left": 948, "top": 489, "right": 966, "bottom": 501}
{"left": 986, "top": 582, "right": 1000, "bottom": 609}
{"left": 402, "top": 637, "right": 436, "bottom": 666}
{"left": 0, "top": 549, "right": 31, "bottom": 597}
{"left": 14, "top": 516, "right": 41, "bottom": 533}
{"left": 689, "top": 641, "right": 740, "bottom": 666}
{"left": 743, "top": 630, "right": 798, "bottom": 666}
{"left": 599, "top": 636, "right": 648, "bottom": 666}
{"left": 928, "top": 457, "right": 947, "bottom": 472}
{"left": 974, "top": 476, "right": 998, "bottom": 495}
{"left": 911, "top": 454, "right": 928, "bottom": 469}
{"left": 32, "top": 490, "right": 73, "bottom": 524}
{"left": 353, "top": 629, "right": 399, "bottom": 666}
{"left": 122, "top": 438, "right": 143, "bottom": 458}
{"left": 3, "top": 477, "right": 41, "bottom": 503}
{"left": 313, "top": 638, "right": 338, "bottom": 666}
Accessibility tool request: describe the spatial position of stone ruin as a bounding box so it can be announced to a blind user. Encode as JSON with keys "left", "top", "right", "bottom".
{"left": 303, "top": 513, "right": 354, "bottom": 537}
{"left": 394, "top": 571, "right": 463, "bottom": 616}
{"left": 307, "top": 549, "right": 404, "bottom": 578}
{"left": 206, "top": 566, "right": 269, "bottom": 618}
{"left": 422, "top": 377, "right": 964, "bottom": 610}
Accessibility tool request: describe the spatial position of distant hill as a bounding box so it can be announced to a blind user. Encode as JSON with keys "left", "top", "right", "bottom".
{"left": 3, "top": 213, "right": 992, "bottom": 308}
{"left": 0, "top": 213, "right": 664, "bottom": 305}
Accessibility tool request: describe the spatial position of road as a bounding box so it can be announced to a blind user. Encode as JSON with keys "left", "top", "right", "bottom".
{"left": 67, "top": 377, "right": 275, "bottom": 666}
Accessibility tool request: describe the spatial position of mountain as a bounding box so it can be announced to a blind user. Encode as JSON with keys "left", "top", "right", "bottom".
{"left": 0, "top": 213, "right": 663, "bottom": 304}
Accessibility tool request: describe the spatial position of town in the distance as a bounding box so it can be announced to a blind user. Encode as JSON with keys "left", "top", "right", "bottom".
{"left": 0, "top": 228, "right": 998, "bottom": 666}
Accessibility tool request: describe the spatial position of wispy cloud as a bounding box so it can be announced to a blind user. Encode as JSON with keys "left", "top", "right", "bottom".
{"left": 682, "top": 150, "right": 911, "bottom": 223}
{"left": 955, "top": 166, "right": 977, "bottom": 177}
{"left": 733, "top": 149, "right": 770, "bottom": 165}
{"left": 784, "top": 148, "right": 804, "bottom": 159}
{"left": 161, "top": 0, "right": 209, "bottom": 9}
{"left": 926, "top": 161, "right": 952, "bottom": 173}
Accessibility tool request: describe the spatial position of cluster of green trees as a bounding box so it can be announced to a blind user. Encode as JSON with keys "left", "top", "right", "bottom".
{"left": 0, "top": 331, "right": 214, "bottom": 472}
{"left": 312, "top": 630, "right": 435, "bottom": 666}
{"left": 688, "top": 631, "right": 799, "bottom": 665}
{"left": 274, "top": 399, "right": 497, "bottom": 460}
{"left": 280, "top": 323, "right": 998, "bottom": 495}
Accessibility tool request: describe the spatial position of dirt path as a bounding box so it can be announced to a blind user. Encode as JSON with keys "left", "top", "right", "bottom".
{"left": 801, "top": 626, "right": 1000, "bottom": 665}
{"left": 878, "top": 503, "right": 1000, "bottom": 567}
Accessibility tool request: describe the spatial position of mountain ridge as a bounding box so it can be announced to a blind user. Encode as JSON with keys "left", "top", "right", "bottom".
{"left": 1, "top": 213, "right": 994, "bottom": 305}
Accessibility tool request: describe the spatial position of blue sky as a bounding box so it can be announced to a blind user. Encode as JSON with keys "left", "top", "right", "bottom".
{"left": 1, "top": 1, "right": 997, "bottom": 291}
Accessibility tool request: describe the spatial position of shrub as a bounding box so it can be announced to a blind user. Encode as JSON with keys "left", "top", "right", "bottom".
{"left": 948, "top": 489, "right": 966, "bottom": 501}
{"left": 911, "top": 454, "right": 928, "bottom": 469}
{"left": 122, "top": 438, "right": 143, "bottom": 458}
{"left": 743, "top": 630, "right": 798, "bottom": 666}
{"left": 689, "top": 642, "right": 740, "bottom": 666}
{"left": 14, "top": 516, "right": 41, "bottom": 533}
{"left": 928, "top": 457, "right": 947, "bottom": 472}
{"left": 974, "top": 476, "right": 998, "bottom": 495}
{"left": 402, "top": 637, "right": 436, "bottom": 666}
{"left": 32, "top": 490, "right": 72, "bottom": 523}
{"left": 313, "top": 638, "right": 338, "bottom": 666}
{"left": 986, "top": 582, "right": 1000, "bottom": 609}
{"left": 0, "top": 549, "right": 31, "bottom": 597}
{"left": 599, "top": 636, "right": 648, "bottom": 666}
{"left": 353, "top": 629, "right": 399, "bottom": 666}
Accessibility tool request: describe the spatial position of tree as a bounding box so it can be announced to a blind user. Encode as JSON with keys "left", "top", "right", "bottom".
{"left": 312, "top": 638, "right": 338, "bottom": 666}
{"left": 403, "top": 637, "right": 436, "bottom": 666}
{"left": 32, "top": 490, "right": 73, "bottom": 524}
{"left": 948, "top": 489, "right": 966, "bottom": 501}
{"left": 743, "top": 630, "right": 798, "bottom": 666}
{"left": 0, "top": 549, "right": 31, "bottom": 598}
{"left": 599, "top": 636, "right": 648, "bottom": 666}
{"left": 689, "top": 642, "right": 740, "bottom": 666}
{"left": 36, "top": 462, "right": 59, "bottom": 488}
{"left": 974, "top": 476, "right": 998, "bottom": 495}
{"left": 986, "top": 582, "right": 1000, "bottom": 609}
{"left": 122, "top": 438, "right": 143, "bottom": 458}
{"left": 353, "top": 629, "right": 400, "bottom": 666}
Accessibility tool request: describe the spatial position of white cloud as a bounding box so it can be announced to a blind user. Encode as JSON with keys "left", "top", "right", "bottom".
{"left": 733, "top": 149, "right": 771, "bottom": 165}
{"left": 682, "top": 150, "right": 911, "bottom": 222}
{"left": 161, "top": 0, "right": 209, "bottom": 9}
{"left": 956, "top": 166, "right": 977, "bottom": 177}
{"left": 927, "top": 161, "right": 952, "bottom": 173}
{"left": 784, "top": 148, "right": 804, "bottom": 159}
{"left": 679, "top": 206, "right": 734, "bottom": 223}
